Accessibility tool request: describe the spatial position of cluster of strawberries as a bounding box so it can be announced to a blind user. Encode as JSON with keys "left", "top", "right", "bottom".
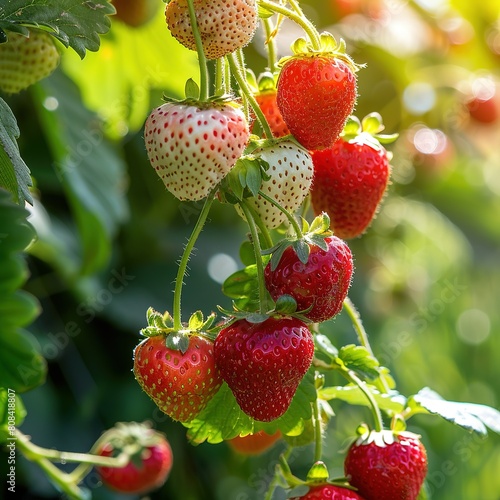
{"left": 134, "top": 0, "right": 426, "bottom": 498}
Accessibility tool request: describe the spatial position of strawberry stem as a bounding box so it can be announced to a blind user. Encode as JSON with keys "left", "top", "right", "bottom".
{"left": 215, "top": 58, "right": 225, "bottom": 96}
{"left": 173, "top": 189, "right": 216, "bottom": 330}
{"left": 245, "top": 202, "right": 275, "bottom": 249}
{"left": 345, "top": 370, "right": 384, "bottom": 433}
{"left": 14, "top": 429, "right": 131, "bottom": 500}
{"left": 262, "top": 17, "right": 279, "bottom": 74}
{"left": 186, "top": 0, "right": 210, "bottom": 101}
{"left": 257, "top": 189, "right": 303, "bottom": 239}
{"left": 238, "top": 199, "right": 271, "bottom": 314}
{"left": 258, "top": 0, "right": 321, "bottom": 51}
{"left": 265, "top": 447, "right": 294, "bottom": 500}
{"left": 312, "top": 396, "right": 323, "bottom": 462}
{"left": 343, "top": 297, "right": 391, "bottom": 394}
{"left": 227, "top": 52, "right": 274, "bottom": 139}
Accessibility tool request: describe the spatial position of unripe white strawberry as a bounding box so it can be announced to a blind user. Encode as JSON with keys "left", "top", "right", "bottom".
{"left": 144, "top": 102, "right": 250, "bottom": 201}
{"left": 165, "top": 0, "right": 258, "bottom": 60}
{"left": 237, "top": 140, "right": 314, "bottom": 228}
{"left": 0, "top": 30, "right": 60, "bottom": 94}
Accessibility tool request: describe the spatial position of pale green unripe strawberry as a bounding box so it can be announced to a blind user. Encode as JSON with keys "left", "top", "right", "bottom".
{"left": 0, "top": 30, "right": 60, "bottom": 94}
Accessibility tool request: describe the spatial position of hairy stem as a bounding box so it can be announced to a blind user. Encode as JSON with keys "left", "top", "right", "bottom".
{"left": 257, "top": 189, "right": 303, "bottom": 239}
{"left": 173, "top": 190, "right": 216, "bottom": 330}
{"left": 345, "top": 370, "right": 384, "bottom": 432}
{"left": 239, "top": 200, "right": 270, "bottom": 314}
{"left": 186, "top": 0, "right": 210, "bottom": 100}
{"left": 258, "top": 0, "right": 321, "bottom": 50}
{"left": 227, "top": 52, "right": 274, "bottom": 139}
{"left": 343, "top": 297, "right": 391, "bottom": 394}
{"left": 14, "top": 430, "right": 131, "bottom": 499}
{"left": 262, "top": 17, "right": 279, "bottom": 73}
{"left": 265, "top": 447, "right": 293, "bottom": 500}
{"left": 244, "top": 202, "right": 275, "bottom": 249}
{"left": 215, "top": 58, "right": 225, "bottom": 96}
{"left": 313, "top": 396, "right": 323, "bottom": 462}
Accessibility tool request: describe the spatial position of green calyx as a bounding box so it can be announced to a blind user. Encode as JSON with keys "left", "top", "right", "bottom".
{"left": 217, "top": 293, "right": 311, "bottom": 326}
{"left": 353, "top": 427, "right": 422, "bottom": 447}
{"left": 263, "top": 212, "right": 333, "bottom": 272}
{"left": 219, "top": 136, "right": 307, "bottom": 204}
{"left": 96, "top": 422, "right": 165, "bottom": 469}
{"left": 161, "top": 78, "right": 241, "bottom": 109}
{"left": 140, "top": 307, "right": 217, "bottom": 353}
{"left": 245, "top": 69, "right": 279, "bottom": 94}
{"left": 341, "top": 113, "right": 399, "bottom": 153}
{"left": 280, "top": 32, "right": 363, "bottom": 75}
{"left": 282, "top": 460, "right": 361, "bottom": 496}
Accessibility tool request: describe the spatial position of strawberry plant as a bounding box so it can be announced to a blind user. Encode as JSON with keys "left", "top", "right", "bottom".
{"left": 1, "top": 0, "right": 500, "bottom": 499}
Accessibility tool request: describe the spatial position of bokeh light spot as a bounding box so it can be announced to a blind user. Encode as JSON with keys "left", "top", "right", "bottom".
{"left": 456, "top": 308, "right": 491, "bottom": 345}
{"left": 207, "top": 253, "right": 238, "bottom": 284}
{"left": 403, "top": 82, "right": 436, "bottom": 114}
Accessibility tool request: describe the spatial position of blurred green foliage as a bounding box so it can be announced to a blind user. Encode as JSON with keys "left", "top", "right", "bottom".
{"left": 1, "top": 0, "right": 500, "bottom": 498}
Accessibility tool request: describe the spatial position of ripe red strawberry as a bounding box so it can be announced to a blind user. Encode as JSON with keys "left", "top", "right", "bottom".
{"left": 0, "top": 30, "right": 60, "bottom": 94}
{"left": 254, "top": 91, "right": 290, "bottom": 138}
{"left": 236, "top": 139, "right": 313, "bottom": 228}
{"left": 144, "top": 101, "right": 249, "bottom": 201}
{"left": 344, "top": 430, "right": 428, "bottom": 500}
{"left": 265, "top": 235, "right": 353, "bottom": 323}
{"left": 310, "top": 137, "right": 390, "bottom": 239}
{"left": 277, "top": 48, "right": 357, "bottom": 151}
{"left": 227, "top": 430, "right": 281, "bottom": 455}
{"left": 133, "top": 334, "right": 222, "bottom": 422}
{"left": 95, "top": 422, "right": 173, "bottom": 495}
{"left": 165, "top": 0, "right": 258, "bottom": 60}
{"left": 292, "top": 484, "right": 365, "bottom": 499}
{"left": 214, "top": 316, "right": 314, "bottom": 421}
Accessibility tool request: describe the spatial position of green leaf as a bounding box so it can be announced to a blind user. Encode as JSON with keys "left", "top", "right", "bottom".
{"left": 338, "top": 344, "right": 381, "bottom": 380}
{"left": 222, "top": 264, "right": 261, "bottom": 311}
{"left": 34, "top": 71, "right": 128, "bottom": 274}
{"left": 0, "top": 389, "right": 26, "bottom": 444}
{"left": 407, "top": 387, "right": 500, "bottom": 436}
{"left": 0, "top": 189, "right": 46, "bottom": 392}
{"left": 308, "top": 213, "right": 330, "bottom": 235}
{"left": 361, "top": 112, "right": 384, "bottom": 135}
{"left": 306, "top": 461, "right": 329, "bottom": 482}
{"left": 188, "top": 310, "right": 204, "bottom": 331}
{"left": 0, "top": 0, "right": 115, "bottom": 58}
{"left": 184, "top": 78, "right": 199, "bottom": 100}
{"left": 274, "top": 295, "right": 298, "bottom": 315}
{"left": 0, "top": 290, "right": 39, "bottom": 329}
{"left": 184, "top": 369, "right": 316, "bottom": 444}
{"left": 292, "top": 239, "right": 310, "bottom": 265}
{"left": 228, "top": 167, "right": 245, "bottom": 201}
{"left": 342, "top": 115, "right": 362, "bottom": 137}
{"left": 165, "top": 332, "right": 190, "bottom": 354}
{"left": 307, "top": 234, "right": 329, "bottom": 252}
{"left": 0, "top": 99, "right": 32, "bottom": 205}
{"left": 320, "top": 384, "right": 407, "bottom": 414}
{"left": 245, "top": 160, "right": 264, "bottom": 197}
{"left": 0, "top": 328, "right": 47, "bottom": 393}
{"left": 239, "top": 240, "right": 256, "bottom": 266}
{"left": 269, "top": 241, "right": 289, "bottom": 272}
